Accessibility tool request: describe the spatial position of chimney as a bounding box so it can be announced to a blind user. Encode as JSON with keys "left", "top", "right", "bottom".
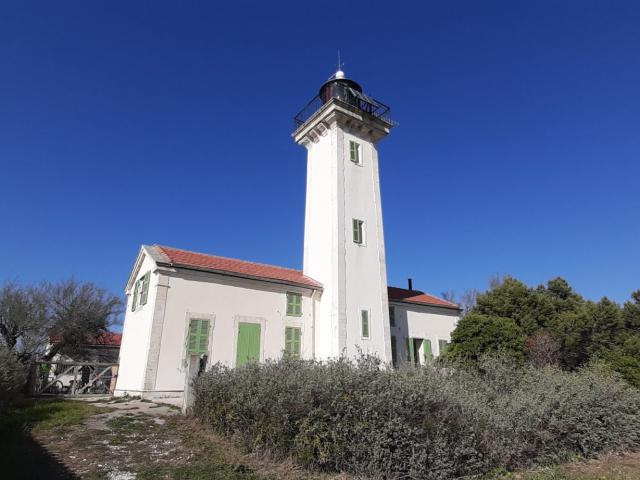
{"left": 407, "top": 278, "right": 413, "bottom": 291}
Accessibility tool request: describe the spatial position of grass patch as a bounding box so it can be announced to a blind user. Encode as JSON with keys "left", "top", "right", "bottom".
{"left": 106, "top": 413, "right": 160, "bottom": 445}
{"left": 1, "top": 398, "right": 102, "bottom": 434}
{"left": 492, "top": 455, "right": 640, "bottom": 480}
{"left": 106, "top": 413, "right": 155, "bottom": 431}
{"left": 138, "top": 462, "right": 261, "bottom": 480}
{"left": 493, "top": 468, "right": 577, "bottom": 479}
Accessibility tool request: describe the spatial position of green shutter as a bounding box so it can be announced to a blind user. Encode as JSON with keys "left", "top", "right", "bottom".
{"left": 141, "top": 272, "right": 150, "bottom": 305}
{"left": 389, "top": 306, "right": 395, "bottom": 327}
{"left": 187, "top": 319, "right": 199, "bottom": 354}
{"left": 198, "top": 320, "right": 209, "bottom": 354}
{"left": 407, "top": 338, "right": 415, "bottom": 364}
{"left": 187, "top": 319, "right": 210, "bottom": 355}
{"left": 287, "top": 293, "right": 302, "bottom": 316}
{"left": 361, "top": 310, "right": 369, "bottom": 338}
{"left": 132, "top": 281, "right": 139, "bottom": 311}
{"left": 236, "top": 322, "right": 261, "bottom": 367}
{"left": 285, "top": 327, "right": 291, "bottom": 356}
{"left": 284, "top": 327, "right": 301, "bottom": 359}
{"left": 424, "top": 339, "right": 433, "bottom": 362}
{"left": 390, "top": 335, "right": 397, "bottom": 367}
{"left": 295, "top": 294, "right": 301, "bottom": 315}
{"left": 439, "top": 340, "right": 450, "bottom": 357}
{"left": 293, "top": 327, "right": 301, "bottom": 357}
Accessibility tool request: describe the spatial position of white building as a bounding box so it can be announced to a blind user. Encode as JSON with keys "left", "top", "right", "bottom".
{"left": 115, "top": 70, "right": 460, "bottom": 404}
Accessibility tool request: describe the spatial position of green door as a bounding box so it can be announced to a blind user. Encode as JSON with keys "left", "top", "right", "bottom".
{"left": 236, "top": 323, "right": 261, "bottom": 367}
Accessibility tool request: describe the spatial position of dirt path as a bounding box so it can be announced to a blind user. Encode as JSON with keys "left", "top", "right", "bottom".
{"left": 32, "top": 399, "right": 181, "bottom": 479}
{"left": 29, "top": 398, "right": 348, "bottom": 480}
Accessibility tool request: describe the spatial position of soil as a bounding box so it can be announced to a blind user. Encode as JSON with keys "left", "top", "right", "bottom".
{"left": 27, "top": 398, "right": 349, "bottom": 480}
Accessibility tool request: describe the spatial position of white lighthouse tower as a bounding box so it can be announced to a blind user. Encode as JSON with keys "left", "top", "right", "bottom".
{"left": 293, "top": 69, "right": 394, "bottom": 362}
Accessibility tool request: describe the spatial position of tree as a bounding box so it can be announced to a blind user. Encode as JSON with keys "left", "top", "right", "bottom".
{"left": 0, "top": 345, "right": 27, "bottom": 409}
{"left": 622, "top": 290, "right": 640, "bottom": 334}
{"left": 447, "top": 275, "right": 640, "bottom": 387}
{"left": 0, "top": 283, "right": 48, "bottom": 361}
{"left": 441, "top": 289, "right": 479, "bottom": 316}
{"left": 525, "top": 330, "right": 561, "bottom": 367}
{"left": 459, "top": 289, "right": 479, "bottom": 316}
{"left": 474, "top": 277, "right": 533, "bottom": 324}
{"left": 446, "top": 313, "right": 526, "bottom": 363}
{"left": 549, "top": 309, "right": 591, "bottom": 369}
{"left": 587, "top": 298, "right": 624, "bottom": 356}
{"left": 599, "top": 333, "right": 640, "bottom": 388}
{"left": 0, "top": 279, "right": 122, "bottom": 363}
{"left": 441, "top": 290, "right": 457, "bottom": 303}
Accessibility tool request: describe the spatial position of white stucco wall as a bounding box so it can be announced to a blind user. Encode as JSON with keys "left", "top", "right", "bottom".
{"left": 297, "top": 103, "right": 393, "bottom": 363}
{"left": 150, "top": 269, "right": 317, "bottom": 393}
{"left": 342, "top": 130, "right": 391, "bottom": 360}
{"left": 115, "top": 249, "right": 159, "bottom": 394}
{"left": 302, "top": 127, "right": 338, "bottom": 359}
{"left": 389, "top": 302, "right": 459, "bottom": 363}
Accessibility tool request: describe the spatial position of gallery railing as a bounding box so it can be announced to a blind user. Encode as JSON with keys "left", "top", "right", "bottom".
{"left": 294, "top": 89, "right": 393, "bottom": 129}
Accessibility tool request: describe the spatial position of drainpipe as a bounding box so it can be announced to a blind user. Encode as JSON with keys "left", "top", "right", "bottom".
{"left": 311, "top": 288, "right": 319, "bottom": 359}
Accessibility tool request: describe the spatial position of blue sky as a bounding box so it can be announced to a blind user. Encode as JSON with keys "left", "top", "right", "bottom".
{"left": 1, "top": 1, "right": 639, "bottom": 307}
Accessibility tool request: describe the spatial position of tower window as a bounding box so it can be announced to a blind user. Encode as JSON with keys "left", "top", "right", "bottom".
{"left": 352, "top": 219, "right": 364, "bottom": 244}
{"left": 286, "top": 292, "right": 302, "bottom": 316}
{"left": 349, "top": 141, "right": 361, "bottom": 164}
{"left": 389, "top": 306, "right": 395, "bottom": 327}
{"left": 361, "top": 310, "right": 369, "bottom": 338}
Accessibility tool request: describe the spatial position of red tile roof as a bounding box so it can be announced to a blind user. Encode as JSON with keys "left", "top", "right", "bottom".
{"left": 155, "top": 245, "right": 323, "bottom": 289}
{"left": 50, "top": 332, "right": 122, "bottom": 347}
{"left": 388, "top": 287, "right": 460, "bottom": 310}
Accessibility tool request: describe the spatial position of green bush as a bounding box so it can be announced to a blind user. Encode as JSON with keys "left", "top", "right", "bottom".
{"left": 0, "top": 346, "right": 27, "bottom": 410}
{"left": 192, "top": 357, "right": 640, "bottom": 479}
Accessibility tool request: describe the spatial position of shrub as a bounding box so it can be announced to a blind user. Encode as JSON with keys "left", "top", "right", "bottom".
{"left": 0, "top": 346, "right": 27, "bottom": 410}
{"left": 192, "top": 357, "right": 640, "bottom": 479}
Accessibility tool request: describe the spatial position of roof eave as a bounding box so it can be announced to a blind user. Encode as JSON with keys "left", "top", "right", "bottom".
{"left": 389, "top": 298, "right": 462, "bottom": 312}
{"left": 157, "top": 262, "right": 323, "bottom": 291}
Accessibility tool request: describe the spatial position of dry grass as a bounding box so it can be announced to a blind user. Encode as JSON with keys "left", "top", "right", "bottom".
{"left": 494, "top": 453, "right": 640, "bottom": 480}
{"left": 175, "top": 416, "right": 355, "bottom": 480}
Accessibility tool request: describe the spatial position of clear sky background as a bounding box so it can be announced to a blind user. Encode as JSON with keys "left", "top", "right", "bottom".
{"left": 1, "top": 1, "right": 639, "bottom": 310}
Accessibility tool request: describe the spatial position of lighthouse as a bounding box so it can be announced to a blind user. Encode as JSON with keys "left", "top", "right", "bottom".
{"left": 116, "top": 66, "right": 460, "bottom": 405}
{"left": 293, "top": 69, "right": 394, "bottom": 362}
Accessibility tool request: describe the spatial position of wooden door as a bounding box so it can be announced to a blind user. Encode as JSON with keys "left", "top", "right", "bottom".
{"left": 236, "top": 323, "right": 261, "bottom": 367}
